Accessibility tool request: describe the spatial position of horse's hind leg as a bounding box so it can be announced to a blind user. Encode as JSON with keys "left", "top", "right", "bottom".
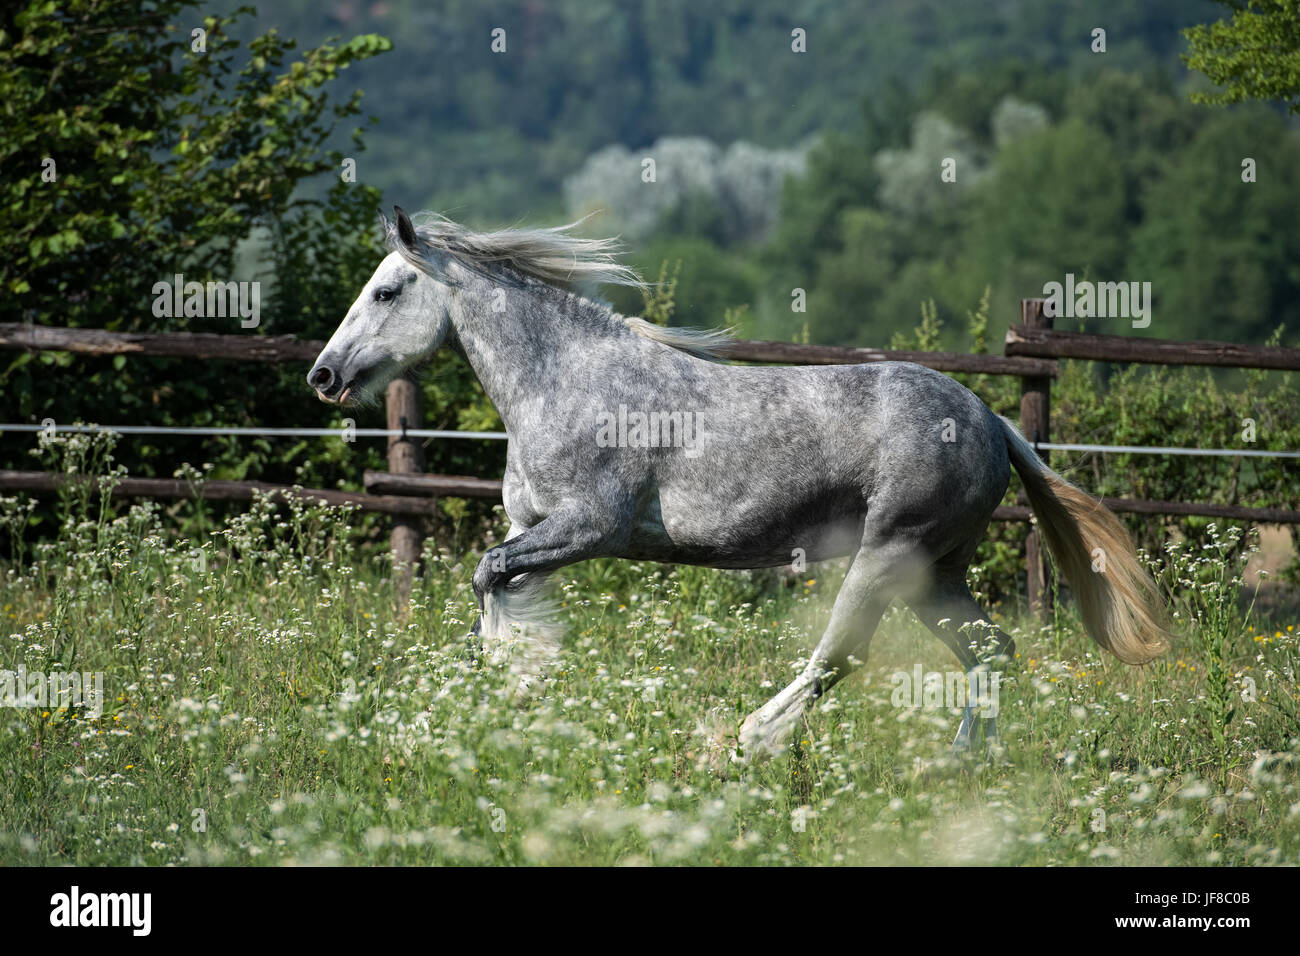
{"left": 738, "top": 538, "right": 926, "bottom": 757}
{"left": 905, "top": 559, "right": 1015, "bottom": 752}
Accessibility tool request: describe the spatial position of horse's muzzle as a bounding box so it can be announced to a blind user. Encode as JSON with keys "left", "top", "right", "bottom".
{"left": 307, "top": 362, "right": 351, "bottom": 404}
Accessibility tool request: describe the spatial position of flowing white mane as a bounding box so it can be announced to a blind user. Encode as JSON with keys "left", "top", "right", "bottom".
{"left": 383, "top": 211, "right": 732, "bottom": 359}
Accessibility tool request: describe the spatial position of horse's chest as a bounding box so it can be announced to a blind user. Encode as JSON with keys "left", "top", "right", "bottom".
{"left": 501, "top": 467, "right": 548, "bottom": 526}
{"left": 501, "top": 449, "right": 585, "bottom": 526}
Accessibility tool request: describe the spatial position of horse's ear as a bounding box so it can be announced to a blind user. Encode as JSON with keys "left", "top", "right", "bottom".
{"left": 394, "top": 205, "right": 417, "bottom": 249}
{"left": 377, "top": 208, "right": 392, "bottom": 236}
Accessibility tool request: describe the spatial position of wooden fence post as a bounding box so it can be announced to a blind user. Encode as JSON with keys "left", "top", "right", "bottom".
{"left": 1019, "top": 297, "right": 1053, "bottom": 618}
{"left": 386, "top": 378, "right": 425, "bottom": 605}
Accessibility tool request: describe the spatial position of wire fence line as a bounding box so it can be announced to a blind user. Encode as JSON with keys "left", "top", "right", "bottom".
{"left": 1, "top": 422, "right": 1297, "bottom": 458}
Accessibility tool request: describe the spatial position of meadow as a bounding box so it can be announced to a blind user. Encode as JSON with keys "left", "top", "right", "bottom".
{"left": 1, "top": 434, "right": 1297, "bottom": 867}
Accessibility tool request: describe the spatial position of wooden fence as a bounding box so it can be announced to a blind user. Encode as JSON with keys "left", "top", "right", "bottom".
{"left": 2, "top": 298, "right": 1298, "bottom": 612}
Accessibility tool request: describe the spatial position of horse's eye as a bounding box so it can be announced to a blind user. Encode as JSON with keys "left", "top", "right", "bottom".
{"left": 375, "top": 288, "right": 396, "bottom": 303}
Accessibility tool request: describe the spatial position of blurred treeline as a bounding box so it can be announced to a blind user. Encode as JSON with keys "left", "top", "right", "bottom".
{"left": 252, "top": 0, "right": 1300, "bottom": 346}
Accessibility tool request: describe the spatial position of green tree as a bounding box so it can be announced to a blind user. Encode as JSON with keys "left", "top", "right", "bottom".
{"left": 605, "top": 237, "right": 760, "bottom": 332}
{"left": 1128, "top": 108, "right": 1300, "bottom": 342}
{"left": 966, "top": 119, "right": 1128, "bottom": 292}
{"left": 1185, "top": 0, "right": 1300, "bottom": 113}
{"left": 1, "top": 0, "right": 390, "bottom": 328}
{"left": 0, "top": 0, "right": 392, "bottom": 488}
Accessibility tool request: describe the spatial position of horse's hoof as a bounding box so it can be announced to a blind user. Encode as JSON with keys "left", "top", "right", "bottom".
{"left": 737, "top": 709, "right": 797, "bottom": 760}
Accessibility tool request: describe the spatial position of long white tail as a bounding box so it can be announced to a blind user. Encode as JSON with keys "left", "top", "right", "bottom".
{"left": 1000, "top": 416, "right": 1172, "bottom": 664}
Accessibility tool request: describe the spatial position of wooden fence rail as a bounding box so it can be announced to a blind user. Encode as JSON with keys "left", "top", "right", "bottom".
{"left": 1006, "top": 324, "right": 1300, "bottom": 371}
{"left": 364, "top": 470, "right": 505, "bottom": 499}
{"left": 0, "top": 323, "right": 322, "bottom": 363}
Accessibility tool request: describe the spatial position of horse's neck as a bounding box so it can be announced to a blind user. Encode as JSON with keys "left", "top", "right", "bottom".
{"left": 449, "top": 276, "right": 619, "bottom": 432}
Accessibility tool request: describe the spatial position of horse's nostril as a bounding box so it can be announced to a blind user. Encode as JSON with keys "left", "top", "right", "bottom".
{"left": 309, "top": 366, "right": 334, "bottom": 391}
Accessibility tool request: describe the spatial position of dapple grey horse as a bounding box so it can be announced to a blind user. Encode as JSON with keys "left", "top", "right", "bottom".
{"left": 309, "top": 207, "right": 1172, "bottom": 755}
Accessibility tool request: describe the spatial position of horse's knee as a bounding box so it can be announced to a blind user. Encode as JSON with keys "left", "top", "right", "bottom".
{"left": 472, "top": 549, "right": 508, "bottom": 600}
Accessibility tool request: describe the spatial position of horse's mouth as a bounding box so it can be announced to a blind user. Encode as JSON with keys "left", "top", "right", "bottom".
{"left": 316, "top": 377, "right": 358, "bottom": 405}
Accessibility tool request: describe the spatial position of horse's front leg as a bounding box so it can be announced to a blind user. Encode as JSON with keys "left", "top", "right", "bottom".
{"left": 466, "top": 504, "right": 618, "bottom": 684}
{"left": 461, "top": 523, "right": 524, "bottom": 660}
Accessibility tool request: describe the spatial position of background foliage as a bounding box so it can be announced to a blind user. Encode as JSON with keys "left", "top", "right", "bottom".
{"left": 1, "top": 0, "right": 395, "bottom": 506}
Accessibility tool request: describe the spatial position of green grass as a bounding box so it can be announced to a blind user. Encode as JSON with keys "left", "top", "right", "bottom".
{"left": 1, "top": 445, "right": 1297, "bottom": 866}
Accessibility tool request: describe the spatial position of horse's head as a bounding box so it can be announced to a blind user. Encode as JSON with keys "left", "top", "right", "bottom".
{"left": 307, "top": 206, "right": 452, "bottom": 406}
